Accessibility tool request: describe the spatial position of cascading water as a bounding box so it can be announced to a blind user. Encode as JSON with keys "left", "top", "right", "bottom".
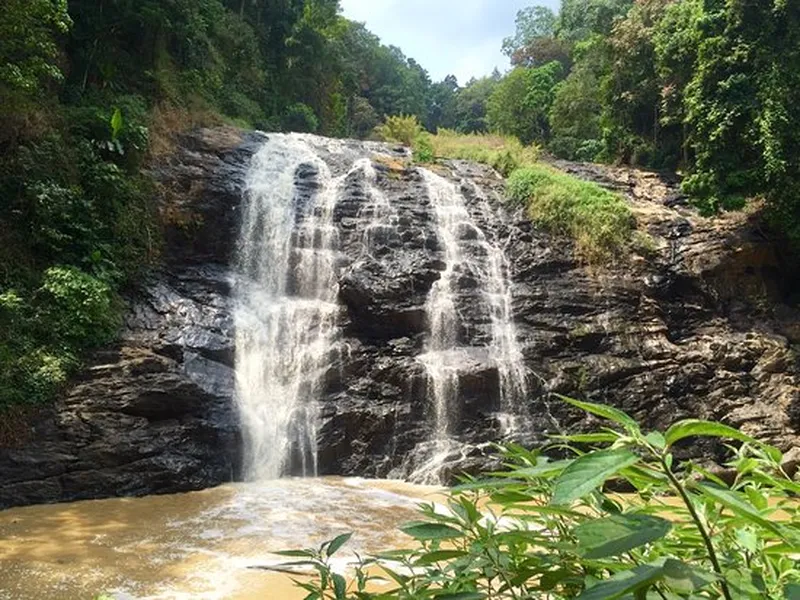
{"left": 234, "top": 135, "right": 344, "bottom": 481}
{"left": 410, "top": 169, "right": 528, "bottom": 483}
{"left": 234, "top": 133, "right": 527, "bottom": 485}
{"left": 357, "top": 159, "right": 398, "bottom": 256}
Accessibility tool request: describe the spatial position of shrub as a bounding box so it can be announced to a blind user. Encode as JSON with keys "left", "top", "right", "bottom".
{"left": 507, "top": 164, "right": 634, "bottom": 263}
{"left": 374, "top": 115, "right": 424, "bottom": 146}
{"left": 281, "top": 103, "right": 319, "bottom": 133}
{"left": 39, "top": 266, "right": 118, "bottom": 347}
{"left": 412, "top": 133, "right": 434, "bottom": 163}
{"left": 288, "top": 398, "right": 800, "bottom": 599}
{"left": 0, "top": 266, "right": 119, "bottom": 409}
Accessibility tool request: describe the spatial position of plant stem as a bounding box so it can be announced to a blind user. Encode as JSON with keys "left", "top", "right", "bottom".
{"left": 660, "top": 456, "right": 732, "bottom": 600}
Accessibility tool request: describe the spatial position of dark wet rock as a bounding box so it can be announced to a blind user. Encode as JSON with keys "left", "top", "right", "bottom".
{"left": 1, "top": 129, "right": 798, "bottom": 507}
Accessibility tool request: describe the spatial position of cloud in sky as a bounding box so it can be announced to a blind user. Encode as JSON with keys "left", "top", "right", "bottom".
{"left": 339, "top": 0, "right": 560, "bottom": 84}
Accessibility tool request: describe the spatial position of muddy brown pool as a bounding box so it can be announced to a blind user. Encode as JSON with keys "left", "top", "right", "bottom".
{"left": 0, "top": 478, "right": 441, "bottom": 599}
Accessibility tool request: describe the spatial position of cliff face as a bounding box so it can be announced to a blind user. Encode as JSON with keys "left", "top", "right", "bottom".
{"left": 0, "top": 128, "right": 797, "bottom": 508}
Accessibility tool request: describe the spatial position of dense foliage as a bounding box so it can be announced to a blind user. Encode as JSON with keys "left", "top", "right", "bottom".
{"left": 288, "top": 399, "right": 800, "bottom": 599}
{"left": 484, "top": 0, "right": 800, "bottom": 246}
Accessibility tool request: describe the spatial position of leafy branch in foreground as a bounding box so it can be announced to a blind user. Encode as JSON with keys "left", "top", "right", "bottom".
{"left": 285, "top": 396, "right": 800, "bottom": 599}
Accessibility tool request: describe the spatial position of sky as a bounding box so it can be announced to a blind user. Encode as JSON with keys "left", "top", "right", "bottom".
{"left": 339, "top": 0, "right": 561, "bottom": 84}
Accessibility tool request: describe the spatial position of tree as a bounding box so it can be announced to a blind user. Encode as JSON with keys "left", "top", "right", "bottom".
{"left": 453, "top": 77, "right": 498, "bottom": 133}
{"left": 549, "top": 38, "right": 607, "bottom": 160}
{"left": 0, "top": 0, "right": 71, "bottom": 143}
{"left": 601, "top": 0, "right": 677, "bottom": 167}
{"left": 502, "top": 6, "right": 558, "bottom": 59}
{"left": 558, "top": 0, "right": 633, "bottom": 42}
{"left": 425, "top": 75, "right": 459, "bottom": 131}
{"left": 681, "top": 0, "right": 800, "bottom": 243}
{"left": 510, "top": 36, "right": 572, "bottom": 70}
{"left": 487, "top": 62, "right": 563, "bottom": 144}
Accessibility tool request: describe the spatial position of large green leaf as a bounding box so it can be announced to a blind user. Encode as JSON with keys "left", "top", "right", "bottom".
{"left": 432, "top": 593, "right": 486, "bottom": 600}
{"left": 110, "top": 107, "right": 124, "bottom": 140}
{"left": 696, "top": 484, "right": 786, "bottom": 538}
{"left": 400, "top": 522, "right": 464, "bottom": 541}
{"left": 662, "top": 558, "right": 717, "bottom": 593}
{"left": 326, "top": 532, "right": 353, "bottom": 557}
{"left": 332, "top": 573, "right": 347, "bottom": 599}
{"left": 664, "top": 420, "right": 755, "bottom": 447}
{"left": 574, "top": 513, "right": 672, "bottom": 558}
{"left": 552, "top": 448, "right": 641, "bottom": 505}
{"left": 576, "top": 565, "right": 665, "bottom": 600}
{"left": 556, "top": 395, "right": 639, "bottom": 431}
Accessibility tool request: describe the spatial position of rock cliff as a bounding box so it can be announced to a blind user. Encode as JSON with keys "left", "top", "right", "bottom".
{"left": 0, "top": 128, "right": 797, "bottom": 508}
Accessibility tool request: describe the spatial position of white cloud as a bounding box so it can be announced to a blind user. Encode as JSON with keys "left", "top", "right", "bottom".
{"left": 339, "top": 0, "right": 561, "bottom": 82}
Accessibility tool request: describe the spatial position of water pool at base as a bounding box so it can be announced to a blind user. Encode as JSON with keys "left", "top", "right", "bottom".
{"left": 0, "top": 478, "right": 442, "bottom": 599}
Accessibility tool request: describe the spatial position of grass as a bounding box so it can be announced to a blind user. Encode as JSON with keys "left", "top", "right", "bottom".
{"left": 424, "top": 128, "right": 540, "bottom": 176}
{"left": 507, "top": 164, "right": 634, "bottom": 263}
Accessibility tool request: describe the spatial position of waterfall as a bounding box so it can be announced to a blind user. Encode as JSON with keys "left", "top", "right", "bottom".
{"left": 233, "top": 134, "right": 527, "bottom": 484}
{"left": 410, "top": 168, "right": 528, "bottom": 483}
{"left": 234, "top": 135, "right": 344, "bottom": 481}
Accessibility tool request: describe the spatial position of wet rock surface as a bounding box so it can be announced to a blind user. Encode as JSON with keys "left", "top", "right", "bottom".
{"left": 1, "top": 129, "right": 798, "bottom": 508}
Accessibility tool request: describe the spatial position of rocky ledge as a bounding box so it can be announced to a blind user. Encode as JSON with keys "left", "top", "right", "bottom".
{"left": 0, "top": 128, "right": 797, "bottom": 508}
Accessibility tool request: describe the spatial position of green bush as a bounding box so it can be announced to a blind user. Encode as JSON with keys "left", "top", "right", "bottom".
{"left": 374, "top": 115, "right": 424, "bottom": 146}
{"left": 288, "top": 398, "right": 800, "bottom": 599}
{"left": 507, "top": 165, "right": 634, "bottom": 263}
{"left": 412, "top": 133, "right": 435, "bottom": 163}
{"left": 281, "top": 103, "right": 319, "bottom": 133}
{"left": 39, "top": 266, "right": 117, "bottom": 347}
{"left": 0, "top": 266, "right": 118, "bottom": 409}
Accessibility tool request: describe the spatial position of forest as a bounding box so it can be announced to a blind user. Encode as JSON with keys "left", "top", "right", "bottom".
{"left": 0, "top": 0, "right": 798, "bottom": 411}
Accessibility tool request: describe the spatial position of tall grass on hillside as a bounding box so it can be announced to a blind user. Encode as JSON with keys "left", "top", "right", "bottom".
{"left": 507, "top": 164, "right": 634, "bottom": 263}
{"left": 428, "top": 128, "right": 539, "bottom": 176}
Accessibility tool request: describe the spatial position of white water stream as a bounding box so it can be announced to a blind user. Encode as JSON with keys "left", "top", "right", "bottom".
{"left": 409, "top": 169, "right": 528, "bottom": 483}
{"left": 235, "top": 135, "right": 343, "bottom": 480}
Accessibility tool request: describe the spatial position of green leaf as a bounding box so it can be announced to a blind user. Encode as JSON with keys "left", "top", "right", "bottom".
{"left": 333, "top": 573, "right": 347, "bottom": 599}
{"left": 785, "top": 583, "right": 800, "bottom": 600}
{"left": 556, "top": 395, "right": 639, "bottom": 432}
{"left": 576, "top": 565, "right": 665, "bottom": 600}
{"left": 662, "top": 558, "right": 716, "bottom": 593}
{"left": 696, "top": 484, "right": 786, "bottom": 538}
{"left": 552, "top": 432, "right": 620, "bottom": 444}
{"left": 574, "top": 513, "right": 672, "bottom": 558}
{"left": 413, "top": 550, "right": 469, "bottom": 566}
{"left": 275, "top": 549, "right": 316, "bottom": 558}
{"left": 552, "top": 448, "right": 641, "bottom": 505}
{"left": 326, "top": 533, "right": 353, "bottom": 557}
{"left": 400, "top": 522, "right": 464, "bottom": 541}
{"left": 664, "top": 420, "right": 755, "bottom": 447}
{"left": 644, "top": 431, "right": 666, "bottom": 449}
{"left": 433, "top": 593, "right": 486, "bottom": 600}
{"left": 110, "top": 107, "right": 124, "bottom": 140}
